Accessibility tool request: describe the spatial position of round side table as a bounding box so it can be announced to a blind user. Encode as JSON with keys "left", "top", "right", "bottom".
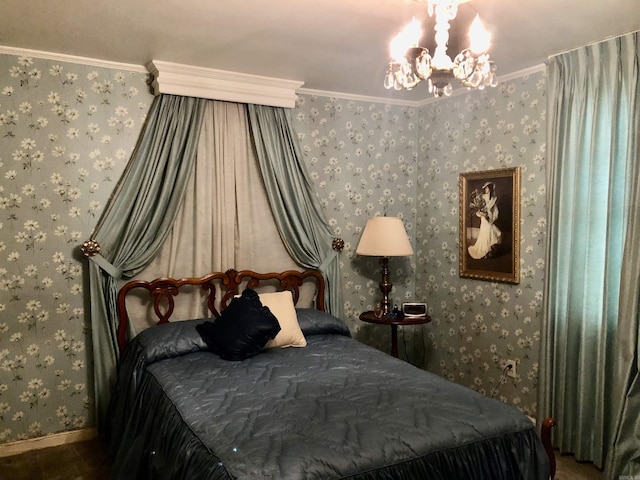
{"left": 359, "top": 311, "right": 431, "bottom": 358}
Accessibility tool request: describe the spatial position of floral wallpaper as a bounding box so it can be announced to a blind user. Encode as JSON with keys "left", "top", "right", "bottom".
{"left": 293, "top": 98, "right": 419, "bottom": 326}
{"left": 0, "top": 48, "right": 546, "bottom": 444}
{"left": 0, "top": 53, "right": 150, "bottom": 443}
{"left": 414, "top": 76, "right": 547, "bottom": 415}
{"left": 294, "top": 71, "right": 547, "bottom": 416}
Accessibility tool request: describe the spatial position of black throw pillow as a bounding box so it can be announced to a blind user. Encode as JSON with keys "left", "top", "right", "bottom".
{"left": 196, "top": 289, "right": 281, "bottom": 361}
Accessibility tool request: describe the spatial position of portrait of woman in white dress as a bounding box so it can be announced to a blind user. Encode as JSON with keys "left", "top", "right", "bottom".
{"left": 468, "top": 181, "right": 502, "bottom": 259}
{"left": 459, "top": 167, "right": 520, "bottom": 284}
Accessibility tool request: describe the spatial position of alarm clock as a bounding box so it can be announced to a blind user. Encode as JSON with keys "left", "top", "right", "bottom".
{"left": 402, "top": 302, "right": 427, "bottom": 317}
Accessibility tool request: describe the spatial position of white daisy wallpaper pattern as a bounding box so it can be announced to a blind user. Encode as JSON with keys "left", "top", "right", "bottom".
{"left": 0, "top": 51, "right": 547, "bottom": 443}
{"left": 0, "top": 54, "right": 150, "bottom": 442}
{"left": 293, "top": 74, "right": 547, "bottom": 416}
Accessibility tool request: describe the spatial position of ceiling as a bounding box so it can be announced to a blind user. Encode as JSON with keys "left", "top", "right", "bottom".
{"left": 1, "top": 0, "right": 639, "bottom": 103}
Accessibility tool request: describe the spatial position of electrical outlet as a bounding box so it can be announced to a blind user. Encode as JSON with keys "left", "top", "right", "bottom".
{"left": 505, "top": 359, "right": 517, "bottom": 378}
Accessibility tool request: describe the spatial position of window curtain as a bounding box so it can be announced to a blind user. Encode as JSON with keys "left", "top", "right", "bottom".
{"left": 539, "top": 32, "right": 640, "bottom": 473}
{"left": 605, "top": 34, "right": 640, "bottom": 479}
{"left": 129, "top": 101, "right": 299, "bottom": 328}
{"left": 247, "top": 104, "right": 344, "bottom": 319}
{"left": 85, "top": 94, "right": 206, "bottom": 426}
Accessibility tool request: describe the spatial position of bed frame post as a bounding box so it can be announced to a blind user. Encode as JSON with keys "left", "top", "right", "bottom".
{"left": 541, "top": 417, "right": 556, "bottom": 479}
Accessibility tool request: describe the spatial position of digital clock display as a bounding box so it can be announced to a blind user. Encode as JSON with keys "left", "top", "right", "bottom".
{"left": 402, "top": 302, "right": 427, "bottom": 317}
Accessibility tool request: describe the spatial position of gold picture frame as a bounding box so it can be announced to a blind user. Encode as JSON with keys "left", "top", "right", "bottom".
{"left": 459, "top": 167, "right": 521, "bottom": 284}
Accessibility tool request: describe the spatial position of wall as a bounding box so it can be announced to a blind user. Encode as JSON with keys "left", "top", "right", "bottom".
{"left": 294, "top": 70, "right": 547, "bottom": 415}
{"left": 0, "top": 53, "right": 151, "bottom": 442}
{"left": 415, "top": 73, "right": 547, "bottom": 415}
{"left": 292, "top": 96, "right": 419, "bottom": 352}
{"left": 0, "top": 50, "right": 546, "bottom": 444}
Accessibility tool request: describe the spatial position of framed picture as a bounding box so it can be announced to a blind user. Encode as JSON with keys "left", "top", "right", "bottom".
{"left": 459, "top": 167, "right": 521, "bottom": 284}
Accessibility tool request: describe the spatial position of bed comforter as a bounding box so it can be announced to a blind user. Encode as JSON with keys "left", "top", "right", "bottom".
{"left": 107, "top": 309, "right": 550, "bottom": 479}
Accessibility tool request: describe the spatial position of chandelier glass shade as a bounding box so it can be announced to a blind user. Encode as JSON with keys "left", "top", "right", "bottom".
{"left": 384, "top": 0, "right": 498, "bottom": 97}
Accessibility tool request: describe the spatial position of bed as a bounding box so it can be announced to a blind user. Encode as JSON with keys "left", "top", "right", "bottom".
{"left": 107, "top": 269, "right": 553, "bottom": 480}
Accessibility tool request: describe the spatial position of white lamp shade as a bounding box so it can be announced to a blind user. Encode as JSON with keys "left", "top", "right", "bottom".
{"left": 356, "top": 217, "right": 414, "bottom": 257}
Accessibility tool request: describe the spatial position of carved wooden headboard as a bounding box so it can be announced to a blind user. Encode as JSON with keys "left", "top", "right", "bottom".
{"left": 116, "top": 269, "right": 325, "bottom": 354}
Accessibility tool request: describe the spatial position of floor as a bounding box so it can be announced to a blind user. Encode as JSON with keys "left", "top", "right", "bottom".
{"left": 555, "top": 453, "right": 605, "bottom": 480}
{"left": 0, "top": 436, "right": 110, "bottom": 480}
{"left": 0, "top": 436, "right": 604, "bottom": 480}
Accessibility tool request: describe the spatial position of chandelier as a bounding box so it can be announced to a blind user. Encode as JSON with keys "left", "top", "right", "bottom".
{"left": 384, "top": 0, "right": 498, "bottom": 97}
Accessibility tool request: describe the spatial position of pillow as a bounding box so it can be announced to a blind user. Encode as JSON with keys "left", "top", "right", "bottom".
{"left": 295, "top": 308, "right": 352, "bottom": 338}
{"left": 196, "top": 289, "right": 280, "bottom": 361}
{"left": 132, "top": 319, "right": 210, "bottom": 364}
{"left": 259, "top": 291, "right": 307, "bottom": 349}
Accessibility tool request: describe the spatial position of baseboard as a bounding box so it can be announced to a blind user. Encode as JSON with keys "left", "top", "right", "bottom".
{"left": 0, "top": 428, "right": 98, "bottom": 458}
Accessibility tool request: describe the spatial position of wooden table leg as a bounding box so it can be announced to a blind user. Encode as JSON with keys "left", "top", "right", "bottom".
{"left": 390, "top": 324, "right": 398, "bottom": 357}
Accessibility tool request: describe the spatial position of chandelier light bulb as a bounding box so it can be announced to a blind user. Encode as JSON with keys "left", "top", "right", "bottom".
{"left": 390, "top": 17, "right": 422, "bottom": 62}
{"left": 468, "top": 14, "right": 490, "bottom": 54}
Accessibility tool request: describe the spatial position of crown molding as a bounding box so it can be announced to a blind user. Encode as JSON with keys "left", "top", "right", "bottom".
{"left": 0, "top": 48, "right": 303, "bottom": 108}
{"left": 299, "top": 64, "right": 546, "bottom": 107}
{"left": 297, "top": 88, "right": 423, "bottom": 108}
{"left": 0, "top": 45, "right": 146, "bottom": 72}
{"left": 497, "top": 64, "right": 546, "bottom": 82}
{"left": 147, "top": 60, "right": 304, "bottom": 108}
{"left": 415, "top": 64, "right": 546, "bottom": 107}
{"left": 0, "top": 46, "right": 545, "bottom": 108}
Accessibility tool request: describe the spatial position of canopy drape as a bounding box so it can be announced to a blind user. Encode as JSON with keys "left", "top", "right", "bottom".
{"left": 86, "top": 94, "right": 207, "bottom": 425}
{"left": 86, "top": 97, "right": 343, "bottom": 428}
{"left": 247, "top": 104, "right": 344, "bottom": 319}
{"left": 539, "top": 32, "right": 640, "bottom": 474}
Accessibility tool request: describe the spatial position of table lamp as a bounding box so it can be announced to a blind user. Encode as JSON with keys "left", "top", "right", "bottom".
{"left": 356, "top": 216, "right": 413, "bottom": 315}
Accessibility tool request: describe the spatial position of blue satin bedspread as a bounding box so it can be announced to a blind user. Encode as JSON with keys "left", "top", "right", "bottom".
{"left": 107, "top": 310, "right": 550, "bottom": 479}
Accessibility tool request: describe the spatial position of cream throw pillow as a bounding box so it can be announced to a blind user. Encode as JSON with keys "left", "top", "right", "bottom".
{"left": 259, "top": 291, "right": 307, "bottom": 348}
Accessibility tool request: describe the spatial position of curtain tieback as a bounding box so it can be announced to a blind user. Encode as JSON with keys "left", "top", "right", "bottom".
{"left": 81, "top": 239, "right": 123, "bottom": 279}
{"left": 318, "top": 250, "right": 337, "bottom": 274}
{"left": 90, "top": 254, "right": 123, "bottom": 279}
{"left": 318, "top": 238, "right": 343, "bottom": 273}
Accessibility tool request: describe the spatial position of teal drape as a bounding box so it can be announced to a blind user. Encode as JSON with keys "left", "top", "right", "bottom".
{"left": 539, "top": 32, "right": 640, "bottom": 472}
{"left": 247, "top": 104, "right": 344, "bottom": 319}
{"left": 87, "top": 95, "right": 206, "bottom": 426}
{"left": 605, "top": 33, "right": 640, "bottom": 480}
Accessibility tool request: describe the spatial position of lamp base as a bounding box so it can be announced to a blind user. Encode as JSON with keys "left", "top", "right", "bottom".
{"left": 379, "top": 257, "right": 392, "bottom": 315}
